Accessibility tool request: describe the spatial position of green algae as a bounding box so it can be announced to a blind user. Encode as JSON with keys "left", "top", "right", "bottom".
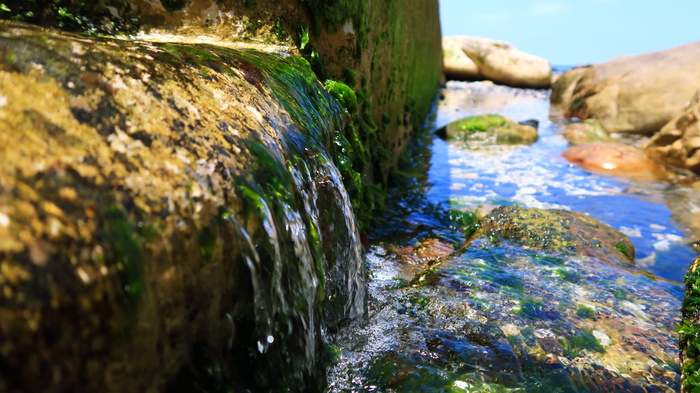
{"left": 102, "top": 205, "right": 144, "bottom": 308}
{"left": 560, "top": 328, "right": 605, "bottom": 357}
{"left": 680, "top": 257, "right": 700, "bottom": 392}
{"left": 576, "top": 305, "right": 595, "bottom": 319}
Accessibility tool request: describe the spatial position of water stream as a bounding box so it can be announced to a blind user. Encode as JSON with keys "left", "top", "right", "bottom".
{"left": 327, "top": 81, "right": 698, "bottom": 392}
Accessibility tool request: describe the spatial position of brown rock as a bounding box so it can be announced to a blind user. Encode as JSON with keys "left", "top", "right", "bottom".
{"left": 551, "top": 42, "right": 700, "bottom": 135}
{"left": 563, "top": 142, "right": 670, "bottom": 181}
{"left": 644, "top": 91, "right": 700, "bottom": 173}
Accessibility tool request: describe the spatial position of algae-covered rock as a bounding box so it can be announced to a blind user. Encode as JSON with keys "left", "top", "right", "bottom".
{"left": 2, "top": 0, "right": 444, "bottom": 227}
{"left": 680, "top": 256, "right": 700, "bottom": 393}
{"left": 0, "top": 21, "right": 366, "bottom": 393}
{"left": 437, "top": 114, "right": 538, "bottom": 145}
{"left": 562, "top": 119, "right": 611, "bottom": 145}
{"left": 469, "top": 205, "right": 635, "bottom": 266}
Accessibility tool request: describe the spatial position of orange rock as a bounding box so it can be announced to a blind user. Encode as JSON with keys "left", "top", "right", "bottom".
{"left": 563, "top": 142, "right": 670, "bottom": 181}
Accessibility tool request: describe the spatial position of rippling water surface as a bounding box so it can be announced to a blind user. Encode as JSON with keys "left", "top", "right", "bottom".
{"left": 429, "top": 81, "right": 697, "bottom": 283}
{"left": 327, "top": 81, "right": 696, "bottom": 393}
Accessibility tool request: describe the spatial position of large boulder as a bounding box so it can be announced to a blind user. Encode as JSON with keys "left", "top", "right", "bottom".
{"left": 442, "top": 36, "right": 481, "bottom": 81}
{"left": 0, "top": 21, "right": 370, "bottom": 393}
{"left": 551, "top": 42, "right": 700, "bottom": 135}
{"left": 460, "top": 36, "right": 551, "bottom": 89}
{"left": 644, "top": 91, "right": 700, "bottom": 173}
{"left": 0, "top": 0, "right": 444, "bottom": 225}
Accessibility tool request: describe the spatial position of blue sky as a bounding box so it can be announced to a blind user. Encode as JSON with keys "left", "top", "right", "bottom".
{"left": 439, "top": 0, "right": 700, "bottom": 65}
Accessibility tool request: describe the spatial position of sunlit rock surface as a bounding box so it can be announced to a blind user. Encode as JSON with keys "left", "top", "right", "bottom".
{"left": 551, "top": 42, "right": 700, "bottom": 135}
{"left": 644, "top": 91, "right": 700, "bottom": 175}
{"left": 437, "top": 114, "right": 538, "bottom": 145}
{"left": 562, "top": 119, "right": 611, "bottom": 145}
{"left": 563, "top": 142, "right": 671, "bottom": 181}
{"left": 0, "top": 21, "right": 365, "bottom": 393}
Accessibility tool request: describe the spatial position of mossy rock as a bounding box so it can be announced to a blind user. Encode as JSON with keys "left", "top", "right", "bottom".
{"left": 437, "top": 114, "right": 538, "bottom": 145}
{"left": 469, "top": 205, "right": 635, "bottom": 265}
{"left": 680, "top": 255, "right": 700, "bottom": 393}
{"left": 0, "top": 21, "right": 366, "bottom": 393}
{"left": 562, "top": 119, "right": 611, "bottom": 145}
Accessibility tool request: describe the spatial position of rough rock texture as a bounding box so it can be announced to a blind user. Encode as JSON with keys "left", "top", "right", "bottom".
{"left": 680, "top": 255, "right": 700, "bottom": 393}
{"left": 0, "top": 21, "right": 369, "bottom": 393}
{"left": 442, "top": 36, "right": 481, "bottom": 81}
{"left": 437, "top": 114, "right": 538, "bottom": 145}
{"left": 551, "top": 42, "right": 700, "bottom": 135}
{"left": 563, "top": 142, "right": 670, "bottom": 181}
{"left": 460, "top": 36, "right": 551, "bottom": 89}
{"left": 470, "top": 205, "right": 635, "bottom": 266}
{"left": 644, "top": 91, "right": 700, "bottom": 174}
{"left": 0, "top": 0, "right": 443, "bottom": 226}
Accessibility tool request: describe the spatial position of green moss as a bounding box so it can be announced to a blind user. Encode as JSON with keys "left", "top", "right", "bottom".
{"left": 516, "top": 296, "right": 544, "bottom": 318}
{"left": 198, "top": 226, "right": 217, "bottom": 262}
{"left": 453, "top": 114, "right": 507, "bottom": 134}
{"left": 576, "top": 305, "right": 595, "bottom": 319}
{"left": 560, "top": 328, "right": 604, "bottom": 357}
{"left": 103, "top": 205, "right": 144, "bottom": 308}
{"left": 324, "top": 80, "right": 357, "bottom": 114}
{"left": 680, "top": 260, "right": 700, "bottom": 393}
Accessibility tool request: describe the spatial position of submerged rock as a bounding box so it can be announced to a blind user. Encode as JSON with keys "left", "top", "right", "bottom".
{"left": 563, "top": 142, "right": 671, "bottom": 181}
{"left": 551, "top": 42, "right": 700, "bottom": 135}
{"left": 644, "top": 91, "right": 700, "bottom": 174}
{"left": 0, "top": 22, "right": 365, "bottom": 393}
{"left": 562, "top": 119, "right": 611, "bottom": 145}
{"left": 436, "top": 114, "right": 538, "bottom": 145}
{"left": 469, "top": 205, "right": 635, "bottom": 266}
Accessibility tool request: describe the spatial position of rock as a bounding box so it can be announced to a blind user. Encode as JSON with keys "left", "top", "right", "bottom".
{"left": 469, "top": 205, "right": 635, "bottom": 266}
{"left": 563, "top": 142, "right": 671, "bottom": 181}
{"left": 680, "top": 255, "right": 700, "bottom": 393}
{"left": 551, "top": 42, "right": 700, "bottom": 135}
{"left": 519, "top": 119, "right": 539, "bottom": 130}
{"left": 0, "top": 21, "right": 371, "bottom": 393}
{"left": 461, "top": 36, "right": 552, "bottom": 89}
{"left": 562, "top": 119, "right": 611, "bottom": 145}
{"left": 644, "top": 91, "right": 700, "bottom": 174}
{"left": 442, "top": 36, "right": 482, "bottom": 80}
{"left": 436, "top": 114, "right": 538, "bottom": 145}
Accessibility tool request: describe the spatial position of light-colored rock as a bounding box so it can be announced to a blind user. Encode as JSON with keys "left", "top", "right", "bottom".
{"left": 562, "top": 119, "right": 611, "bottom": 145}
{"left": 442, "top": 36, "right": 482, "bottom": 80}
{"left": 644, "top": 91, "right": 700, "bottom": 174}
{"left": 461, "top": 37, "right": 552, "bottom": 89}
{"left": 563, "top": 142, "right": 670, "bottom": 181}
{"left": 551, "top": 42, "right": 700, "bottom": 135}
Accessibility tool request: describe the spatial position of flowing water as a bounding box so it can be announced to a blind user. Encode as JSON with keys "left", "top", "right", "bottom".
{"left": 327, "top": 81, "right": 699, "bottom": 392}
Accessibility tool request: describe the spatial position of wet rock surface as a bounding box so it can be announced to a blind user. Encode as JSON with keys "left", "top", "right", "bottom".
{"left": 563, "top": 142, "right": 671, "bottom": 181}
{"left": 0, "top": 22, "right": 365, "bottom": 393}
{"left": 471, "top": 206, "right": 635, "bottom": 266}
{"left": 328, "top": 79, "right": 691, "bottom": 393}
{"left": 437, "top": 114, "right": 539, "bottom": 145}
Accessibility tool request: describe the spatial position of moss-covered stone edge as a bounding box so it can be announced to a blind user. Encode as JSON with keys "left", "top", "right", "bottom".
{"left": 679, "top": 257, "right": 700, "bottom": 392}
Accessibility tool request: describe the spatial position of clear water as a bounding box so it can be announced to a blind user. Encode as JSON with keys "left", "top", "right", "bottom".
{"left": 326, "top": 81, "right": 696, "bottom": 393}
{"left": 428, "top": 81, "right": 697, "bottom": 284}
